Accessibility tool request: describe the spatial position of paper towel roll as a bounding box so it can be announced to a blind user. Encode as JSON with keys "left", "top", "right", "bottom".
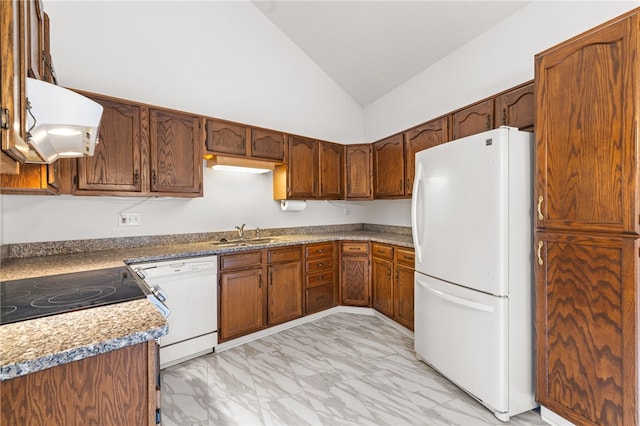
{"left": 280, "top": 200, "right": 307, "bottom": 212}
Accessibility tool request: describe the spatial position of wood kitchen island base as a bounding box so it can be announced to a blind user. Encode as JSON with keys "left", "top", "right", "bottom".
{"left": 1, "top": 341, "right": 159, "bottom": 426}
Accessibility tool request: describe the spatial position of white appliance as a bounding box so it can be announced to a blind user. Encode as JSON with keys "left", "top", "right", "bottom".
{"left": 411, "top": 126, "right": 537, "bottom": 422}
{"left": 133, "top": 256, "right": 218, "bottom": 369}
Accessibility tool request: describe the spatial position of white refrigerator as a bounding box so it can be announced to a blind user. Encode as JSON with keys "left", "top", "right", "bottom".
{"left": 411, "top": 126, "right": 537, "bottom": 422}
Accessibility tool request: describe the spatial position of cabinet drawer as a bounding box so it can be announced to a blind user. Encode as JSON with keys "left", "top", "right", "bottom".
{"left": 219, "top": 251, "right": 263, "bottom": 271}
{"left": 395, "top": 248, "right": 415, "bottom": 267}
{"left": 305, "top": 282, "right": 333, "bottom": 314}
{"left": 304, "top": 242, "right": 334, "bottom": 258}
{"left": 306, "top": 257, "right": 333, "bottom": 273}
{"left": 372, "top": 243, "right": 394, "bottom": 260}
{"left": 267, "top": 246, "right": 301, "bottom": 264}
{"left": 305, "top": 270, "right": 334, "bottom": 288}
{"left": 340, "top": 241, "right": 369, "bottom": 254}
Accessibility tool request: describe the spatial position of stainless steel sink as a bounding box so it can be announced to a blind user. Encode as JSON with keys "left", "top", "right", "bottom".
{"left": 211, "top": 238, "right": 280, "bottom": 247}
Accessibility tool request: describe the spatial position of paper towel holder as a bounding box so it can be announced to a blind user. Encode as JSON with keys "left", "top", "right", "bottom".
{"left": 280, "top": 200, "right": 307, "bottom": 212}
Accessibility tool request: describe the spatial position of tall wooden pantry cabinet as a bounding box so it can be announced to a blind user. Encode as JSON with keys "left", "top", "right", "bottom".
{"left": 534, "top": 8, "right": 639, "bottom": 426}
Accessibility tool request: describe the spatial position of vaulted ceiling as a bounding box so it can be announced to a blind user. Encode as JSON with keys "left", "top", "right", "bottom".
{"left": 252, "top": 1, "right": 531, "bottom": 106}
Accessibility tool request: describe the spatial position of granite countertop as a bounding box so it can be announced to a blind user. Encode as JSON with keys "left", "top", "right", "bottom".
{"left": 0, "top": 228, "right": 413, "bottom": 381}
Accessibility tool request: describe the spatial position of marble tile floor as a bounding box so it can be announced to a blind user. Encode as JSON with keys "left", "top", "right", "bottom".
{"left": 161, "top": 312, "right": 547, "bottom": 426}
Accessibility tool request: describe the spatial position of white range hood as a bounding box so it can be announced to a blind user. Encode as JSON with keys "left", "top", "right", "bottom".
{"left": 25, "top": 78, "right": 103, "bottom": 164}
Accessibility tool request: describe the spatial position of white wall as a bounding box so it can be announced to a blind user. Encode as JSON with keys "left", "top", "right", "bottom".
{"left": 1, "top": 1, "right": 637, "bottom": 244}
{"left": 364, "top": 1, "right": 638, "bottom": 141}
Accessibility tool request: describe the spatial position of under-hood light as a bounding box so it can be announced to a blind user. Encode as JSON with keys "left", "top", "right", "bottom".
{"left": 25, "top": 78, "right": 103, "bottom": 164}
{"left": 206, "top": 156, "right": 275, "bottom": 174}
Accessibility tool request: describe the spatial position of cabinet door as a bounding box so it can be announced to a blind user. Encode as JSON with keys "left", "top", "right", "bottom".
{"left": 204, "top": 119, "right": 247, "bottom": 156}
{"left": 496, "top": 81, "right": 534, "bottom": 131}
{"left": 1, "top": 0, "right": 41, "bottom": 163}
{"left": 451, "top": 99, "right": 494, "bottom": 140}
{"left": 340, "top": 255, "right": 370, "bottom": 306}
{"left": 372, "top": 257, "right": 393, "bottom": 317}
{"left": 345, "top": 144, "right": 372, "bottom": 200}
{"left": 77, "top": 96, "right": 143, "bottom": 193}
{"left": 149, "top": 109, "right": 202, "bottom": 195}
{"left": 319, "top": 141, "right": 343, "bottom": 199}
{"left": 268, "top": 261, "right": 302, "bottom": 325}
{"left": 251, "top": 128, "right": 285, "bottom": 162}
{"left": 535, "top": 15, "right": 639, "bottom": 235}
{"left": 219, "top": 268, "right": 265, "bottom": 341}
{"left": 535, "top": 231, "right": 638, "bottom": 426}
{"left": 287, "top": 135, "right": 317, "bottom": 199}
{"left": 394, "top": 264, "right": 414, "bottom": 330}
{"left": 404, "top": 116, "right": 449, "bottom": 195}
{"left": 373, "top": 134, "right": 405, "bottom": 198}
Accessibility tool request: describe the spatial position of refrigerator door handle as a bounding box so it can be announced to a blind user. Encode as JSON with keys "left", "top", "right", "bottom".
{"left": 411, "top": 163, "right": 424, "bottom": 264}
{"left": 424, "top": 284, "right": 495, "bottom": 313}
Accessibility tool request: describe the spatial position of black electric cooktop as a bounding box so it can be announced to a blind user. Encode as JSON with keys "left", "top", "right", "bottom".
{"left": 0, "top": 266, "right": 147, "bottom": 325}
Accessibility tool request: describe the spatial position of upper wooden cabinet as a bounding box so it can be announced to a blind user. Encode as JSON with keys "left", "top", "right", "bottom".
{"left": 70, "top": 92, "right": 202, "bottom": 197}
{"left": 204, "top": 118, "right": 285, "bottom": 162}
{"left": 318, "top": 141, "right": 344, "bottom": 199}
{"left": 345, "top": 144, "right": 372, "bottom": 200}
{"left": 535, "top": 14, "right": 639, "bottom": 235}
{"left": 373, "top": 134, "right": 404, "bottom": 198}
{"left": 1, "top": 0, "right": 43, "bottom": 164}
{"left": 451, "top": 99, "right": 494, "bottom": 140}
{"left": 26, "top": 0, "right": 45, "bottom": 81}
{"left": 76, "top": 95, "right": 144, "bottom": 194}
{"left": 404, "top": 116, "right": 450, "bottom": 195}
{"left": 496, "top": 81, "right": 534, "bottom": 131}
{"left": 273, "top": 136, "right": 343, "bottom": 200}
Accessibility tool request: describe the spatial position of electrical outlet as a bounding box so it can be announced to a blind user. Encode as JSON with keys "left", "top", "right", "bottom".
{"left": 119, "top": 212, "right": 142, "bottom": 227}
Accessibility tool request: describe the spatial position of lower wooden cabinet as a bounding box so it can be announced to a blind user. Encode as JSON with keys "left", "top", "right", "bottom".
{"left": 371, "top": 243, "right": 394, "bottom": 316}
{"left": 267, "top": 246, "right": 303, "bottom": 326}
{"left": 219, "top": 247, "right": 303, "bottom": 342}
{"left": 535, "top": 231, "right": 639, "bottom": 426}
{"left": 340, "top": 241, "right": 371, "bottom": 306}
{"left": 1, "top": 341, "right": 159, "bottom": 426}
{"left": 219, "top": 251, "right": 265, "bottom": 341}
{"left": 372, "top": 243, "right": 415, "bottom": 330}
{"left": 394, "top": 247, "right": 415, "bottom": 330}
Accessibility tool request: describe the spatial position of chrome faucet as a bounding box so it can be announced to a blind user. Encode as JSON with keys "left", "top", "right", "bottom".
{"left": 235, "top": 223, "right": 246, "bottom": 239}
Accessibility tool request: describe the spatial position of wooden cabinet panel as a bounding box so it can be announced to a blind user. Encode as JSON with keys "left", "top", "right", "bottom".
{"left": 251, "top": 128, "right": 285, "bottom": 161}
{"left": 26, "top": 0, "right": 44, "bottom": 81}
{"left": 150, "top": 108, "right": 202, "bottom": 195}
{"left": 268, "top": 261, "right": 302, "bottom": 325}
{"left": 219, "top": 267, "right": 265, "bottom": 341}
{"left": 404, "top": 116, "right": 449, "bottom": 195}
{"left": 345, "top": 144, "right": 372, "bottom": 200}
{"left": 304, "top": 242, "right": 333, "bottom": 259}
{"left": 372, "top": 243, "right": 393, "bottom": 260}
{"left": 535, "top": 232, "right": 638, "bottom": 426}
{"left": 1, "top": 341, "right": 157, "bottom": 426}
{"left": 394, "top": 263, "right": 414, "bottom": 330}
{"left": 373, "top": 134, "right": 405, "bottom": 198}
{"left": 305, "top": 282, "right": 333, "bottom": 314}
{"left": 496, "top": 81, "right": 534, "bottom": 131}
{"left": 204, "top": 119, "right": 247, "bottom": 156}
{"left": 77, "top": 95, "right": 143, "bottom": 193}
{"left": 219, "top": 251, "right": 263, "bottom": 271}
{"left": 340, "top": 241, "right": 370, "bottom": 307}
{"left": 286, "top": 135, "right": 317, "bottom": 199}
{"left": 451, "top": 99, "right": 494, "bottom": 140}
{"left": 372, "top": 256, "right": 393, "bottom": 317}
{"left": 319, "top": 141, "right": 343, "bottom": 199}
{"left": 535, "top": 16, "right": 639, "bottom": 235}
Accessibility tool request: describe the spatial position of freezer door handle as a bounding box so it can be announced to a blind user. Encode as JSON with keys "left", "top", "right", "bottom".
{"left": 424, "top": 284, "right": 494, "bottom": 313}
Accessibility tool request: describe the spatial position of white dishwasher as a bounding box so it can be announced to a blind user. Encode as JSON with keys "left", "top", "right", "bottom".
{"left": 133, "top": 256, "right": 217, "bottom": 369}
